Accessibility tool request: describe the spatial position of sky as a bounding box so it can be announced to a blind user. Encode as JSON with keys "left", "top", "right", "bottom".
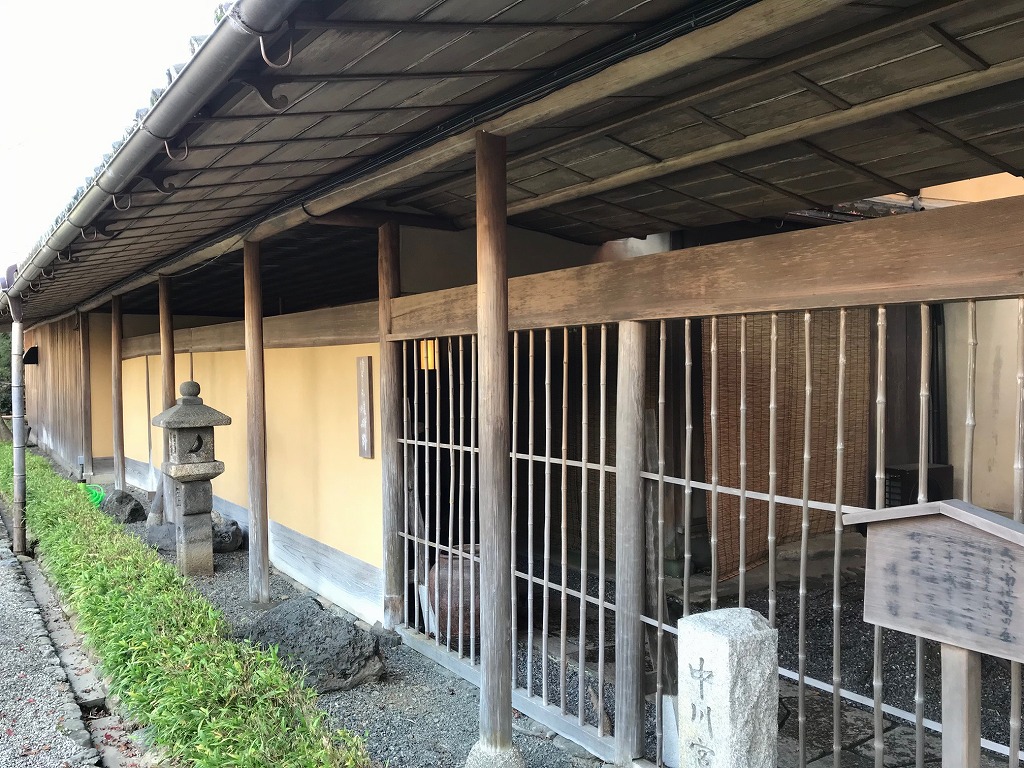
{"left": 0, "top": 0, "right": 221, "bottom": 268}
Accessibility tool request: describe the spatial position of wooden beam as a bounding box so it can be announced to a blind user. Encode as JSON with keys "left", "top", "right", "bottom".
{"left": 903, "top": 111, "right": 1023, "bottom": 177}
{"left": 923, "top": 23, "right": 989, "bottom": 71}
{"left": 798, "top": 139, "right": 916, "bottom": 196}
{"left": 311, "top": 208, "right": 459, "bottom": 231}
{"left": 121, "top": 302, "right": 378, "bottom": 359}
{"left": 387, "top": 194, "right": 1024, "bottom": 338}
{"left": 244, "top": 240, "right": 271, "bottom": 604}
{"left": 387, "top": 0, "right": 986, "bottom": 208}
{"left": 614, "top": 320, "right": 647, "bottom": 763}
{"left": 941, "top": 644, "right": 981, "bottom": 768}
{"left": 378, "top": 221, "right": 404, "bottom": 630}
{"left": 158, "top": 275, "right": 175, "bottom": 524}
{"left": 501, "top": 55, "right": 1024, "bottom": 216}
{"left": 470, "top": 130, "right": 520, "bottom": 762}
{"left": 79, "top": 312, "right": 94, "bottom": 479}
{"left": 111, "top": 296, "right": 126, "bottom": 492}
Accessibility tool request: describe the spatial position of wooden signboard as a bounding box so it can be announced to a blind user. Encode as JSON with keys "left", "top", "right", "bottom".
{"left": 844, "top": 500, "right": 1024, "bottom": 768}
{"left": 845, "top": 499, "right": 1024, "bottom": 663}
{"left": 356, "top": 356, "right": 374, "bottom": 459}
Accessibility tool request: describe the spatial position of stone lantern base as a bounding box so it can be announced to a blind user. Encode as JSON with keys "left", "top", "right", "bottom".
{"left": 174, "top": 479, "right": 214, "bottom": 577}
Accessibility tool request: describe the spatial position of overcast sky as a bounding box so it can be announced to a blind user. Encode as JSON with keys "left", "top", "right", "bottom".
{"left": 0, "top": 1, "right": 219, "bottom": 267}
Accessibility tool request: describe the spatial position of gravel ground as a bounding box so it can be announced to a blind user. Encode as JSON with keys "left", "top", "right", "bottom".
{"left": 0, "top": 524, "right": 93, "bottom": 768}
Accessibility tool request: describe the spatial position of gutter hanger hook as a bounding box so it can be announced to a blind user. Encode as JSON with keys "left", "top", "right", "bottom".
{"left": 260, "top": 31, "right": 293, "bottom": 69}
{"left": 81, "top": 226, "right": 99, "bottom": 241}
{"left": 165, "top": 139, "right": 189, "bottom": 161}
{"left": 112, "top": 193, "right": 132, "bottom": 211}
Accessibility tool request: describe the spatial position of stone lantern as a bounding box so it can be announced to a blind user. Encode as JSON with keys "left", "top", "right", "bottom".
{"left": 152, "top": 380, "right": 231, "bottom": 576}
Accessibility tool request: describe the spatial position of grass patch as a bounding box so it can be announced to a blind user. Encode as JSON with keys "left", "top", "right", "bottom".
{"left": 0, "top": 445, "right": 370, "bottom": 768}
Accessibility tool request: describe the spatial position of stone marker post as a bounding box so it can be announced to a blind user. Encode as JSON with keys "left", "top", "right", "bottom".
{"left": 152, "top": 381, "right": 231, "bottom": 577}
{"left": 677, "top": 608, "right": 778, "bottom": 768}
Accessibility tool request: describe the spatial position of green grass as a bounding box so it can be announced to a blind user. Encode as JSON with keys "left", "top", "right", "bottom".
{"left": 0, "top": 444, "right": 370, "bottom": 768}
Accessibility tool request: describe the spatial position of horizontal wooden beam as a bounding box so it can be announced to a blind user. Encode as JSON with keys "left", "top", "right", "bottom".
{"left": 388, "top": 195, "right": 1024, "bottom": 338}
{"left": 241, "top": 69, "right": 541, "bottom": 85}
{"left": 122, "top": 301, "right": 377, "bottom": 359}
{"left": 309, "top": 208, "right": 459, "bottom": 231}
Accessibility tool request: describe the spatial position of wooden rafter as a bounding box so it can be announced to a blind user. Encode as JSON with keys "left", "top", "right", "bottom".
{"left": 903, "top": 111, "right": 1023, "bottom": 176}
{"left": 291, "top": 18, "right": 646, "bottom": 33}
{"left": 923, "top": 23, "right": 990, "bottom": 70}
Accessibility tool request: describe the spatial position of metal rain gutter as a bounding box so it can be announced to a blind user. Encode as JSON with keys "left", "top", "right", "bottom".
{"left": 0, "top": 0, "right": 304, "bottom": 314}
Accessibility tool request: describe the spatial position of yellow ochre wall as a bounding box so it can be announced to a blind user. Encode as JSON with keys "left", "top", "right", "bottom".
{"left": 264, "top": 344, "right": 383, "bottom": 569}
{"left": 89, "top": 314, "right": 113, "bottom": 458}
{"left": 119, "top": 343, "right": 382, "bottom": 569}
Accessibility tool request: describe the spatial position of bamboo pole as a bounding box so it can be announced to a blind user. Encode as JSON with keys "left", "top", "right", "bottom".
{"left": 10, "top": 312, "right": 26, "bottom": 555}
{"left": 683, "top": 319, "right": 693, "bottom": 618}
{"left": 158, "top": 275, "right": 175, "bottom": 523}
{"left": 597, "top": 324, "right": 608, "bottom": 736}
{"left": 709, "top": 317, "right": 720, "bottom": 609}
{"left": 244, "top": 241, "right": 270, "bottom": 604}
{"left": 872, "top": 306, "right": 887, "bottom": 768}
{"left": 378, "top": 222, "right": 405, "bottom": 629}
{"left": 798, "top": 310, "right": 813, "bottom": 768}
{"left": 1010, "top": 296, "right": 1023, "bottom": 767}
{"left": 614, "top": 319, "right": 646, "bottom": 764}
{"left": 542, "top": 328, "right": 552, "bottom": 703}
{"left": 738, "top": 314, "right": 748, "bottom": 606}
{"left": 915, "top": 303, "right": 930, "bottom": 768}
{"left": 559, "top": 327, "right": 569, "bottom": 715}
{"left": 111, "top": 296, "right": 126, "bottom": 492}
{"left": 768, "top": 313, "right": 779, "bottom": 627}
{"left": 963, "top": 300, "right": 977, "bottom": 504}
{"left": 577, "top": 326, "right": 589, "bottom": 726}
{"left": 832, "top": 308, "right": 847, "bottom": 762}
{"left": 511, "top": 331, "right": 519, "bottom": 682}
{"left": 470, "top": 129, "right": 519, "bottom": 762}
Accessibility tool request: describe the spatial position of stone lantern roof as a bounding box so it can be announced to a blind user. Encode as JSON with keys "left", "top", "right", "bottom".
{"left": 152, "top": 381, "right": 231, "bottom": 429}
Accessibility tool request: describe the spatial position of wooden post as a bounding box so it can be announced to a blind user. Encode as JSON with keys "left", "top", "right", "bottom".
{"left": 941, "top": 644, "right": 980, "bottom": 768}
{"left": 79, "top": 312, "right": 93, "bottom": 480}
{"left": 378, "top": 221, "right": 405, "bottom": 629}
{"left": 158, "top": 275, "right": 175, "bottom": 522}
{"left": 466, "top": 130, "right": 523, "bottom": 768}
{"left": 615, "top": 319, "right": 647, "bottom": 764}
{"left": 111, "top": 296, "right": 126, "bottom": 491}
{"left": 10, "top": 313, "right": 26, "bottom": 555}
{"left": 244, "top": 240, "right": 271, "bottom": 604}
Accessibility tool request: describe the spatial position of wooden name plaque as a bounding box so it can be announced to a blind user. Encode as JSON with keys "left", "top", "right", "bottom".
{"left": 844, "top": 500, "right": 1024, "bottom": 664}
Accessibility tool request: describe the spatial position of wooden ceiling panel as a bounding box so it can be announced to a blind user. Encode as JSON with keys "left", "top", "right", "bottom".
{"left": 711, "top": 89, "right": 838, "bottom": 135}
{"left": 617, "top": 123, "right": 725, "bottom": 161}
{"left": 815, "top": 48, "right": 973, "bottom": 105}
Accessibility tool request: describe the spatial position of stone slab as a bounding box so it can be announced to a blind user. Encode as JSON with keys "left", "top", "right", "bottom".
{"left": 176, "top": 513, "right": 213, "bottom": 576}
{"left": 677, "top": 608, "right": 778, "bottom": 768}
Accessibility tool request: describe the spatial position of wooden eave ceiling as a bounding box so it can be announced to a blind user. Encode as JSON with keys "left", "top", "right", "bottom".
{"left": 22, "top": 0, "right": 1024, "bottom": 323}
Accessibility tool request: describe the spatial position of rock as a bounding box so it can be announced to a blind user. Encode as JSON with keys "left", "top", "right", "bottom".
{"left": 101, "top": 489, "right": 147, "bottom": 524}
{"left": 212, "top": 519, "right": 244, "bottom": 552}
{"left": 239, "top": 596, "right": 384, "bottom": 692}
{"left": 144, "top": 523, "right": 176, "bottom": 553}
{"left": 677, "top": 608, "right": 778, "bottom": 768}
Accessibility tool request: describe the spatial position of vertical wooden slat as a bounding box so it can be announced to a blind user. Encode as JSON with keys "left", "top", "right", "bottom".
{"left": 243, "top": 242, "right": 270, "bottom": 604}
{"left": 458, "top": 336, "right": 467, "bottom": 656}
{"left": 577, "top": 326, "right": 589, "bottom": 726}
{"left": 378, "top": 221, "right": 404, "bottom": 629}
{"left": 158, "top": 275, "right": 175, "bottom": 523}
{"left": 615, "top": 319, "right": 646, "bottom": 764}
{"left": 559, "top": 327, "right": 569, "bottom": 715}
{"left": 738, "top": 314, "right": 748, "bottom": 606}
{"left": 963, "top": 300, "right": 977, "bottom": 504}
{"left": 447, "top": 338, "right": 456, "bottom": 651}
{"left": 10, "top": 316, "right": 26, "bottom": 555}
{"left": 111, "top": 296, "right": 126, "bottom": 492}
{"left": 597, "top": 324, "right": 608, "bottom": 735}
{"left": 80, "top": 313, "right": 93, "bottom": 479}
{"left": 423, "top": 345, "right": 433, "bottom": 639}
{"left": 768, "top": 313, "right": 779, "bottom": 627}
{"left": 873, "top": 306, "right": 888, "bottom": 768}
{"left": 542, "top": 328, "right": 553, "bottom": 704}
{"left": 832, "top": 308, "right": 847, "bottom": 763}
{"left": 435, "top": 335, "right": 442, "bottom": 647}
{"left": 683, "top": 318, "right": 693, "bottom": 618}
{"left": 472, "top": 129, "right": 517, "bottom": 758}
{"left": 403, "top": 341, "right": 411, "bottom": 628}
{"left": 915, "top": 303, "right": 930, "bottom": 768}
{"left": 709, "top": 317, "right": 720, "bottom": 610}
{"left": 511, "top": 331, "right": 520, "bottom": 682}
{"left": 527, "top": 330, "right": 536, "bottom": 692}
{"left": 413, "top": 338, "right": 422, "bottom": 628}
{"left": 798, "top": 310, "right": 813, "bottom": 768}
{"left": 655, "top": 320, "right": 667, "bottom": 767}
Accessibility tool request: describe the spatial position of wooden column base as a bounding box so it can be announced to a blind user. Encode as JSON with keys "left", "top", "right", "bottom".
{"left": 941, "top": 643, "right": 980, "bottom": 768}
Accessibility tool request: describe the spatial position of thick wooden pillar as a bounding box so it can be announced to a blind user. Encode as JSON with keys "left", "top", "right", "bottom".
{"left": 378, "top": 221, "right": 405, "bottom": 628}
{"left": 111, "top": 296, "right": 126, "bottom": 491}
{"left": 10, "top": 314, "right": 26, "bottom": 555}
{"left": 615, "top": 320, "right": 647, "bottom": 764}
{"left": 79, "top": 312, "right": 93, "bottom": 480}
{"left": 467, "top": 130, "right": 523, "bottom": 768}
{"left": 941, "top": 644, "right": 981, "bottom": 768}
{"left": 244, "top": 240, "right": 271, "bottom": 603}
{"left": 158, "top": 275, "right": 175, "bottom": 521}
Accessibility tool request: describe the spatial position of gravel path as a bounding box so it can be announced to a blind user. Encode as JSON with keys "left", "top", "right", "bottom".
{"left": 0, "top": 523, "right": 94, "bottom": 768}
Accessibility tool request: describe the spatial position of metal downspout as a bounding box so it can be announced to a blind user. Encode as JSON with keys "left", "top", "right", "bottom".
{"left": 0, "top": 0, "right": 304, "bottom": 312}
